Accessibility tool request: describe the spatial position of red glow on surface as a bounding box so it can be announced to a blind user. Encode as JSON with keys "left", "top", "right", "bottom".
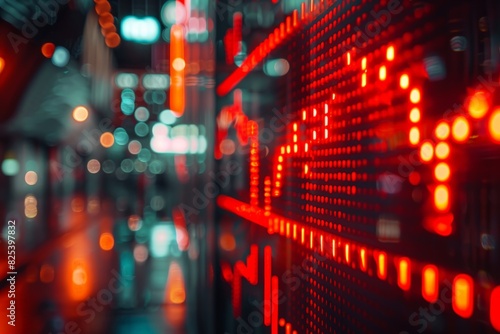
{"left": 165, "top": 262, "right": 186, "bottom": 304}
{"left": 397, "top": 258, "right": 411, "bottom": 291}
{"left": 423, "top": 213, "right": 454, "bottom": 236}
{"left": 422, "top": 265, "right": 439, "bottom": 302}
{"left": 452, "top": 274, "right": 473, "bottom": 318}
{"left": 490, "top": 286, "right": 500, "bottom": 331}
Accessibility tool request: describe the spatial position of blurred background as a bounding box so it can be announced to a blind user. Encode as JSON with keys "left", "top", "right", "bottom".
{"left": 1, "top": 0, "right": 500, "bottom": 333}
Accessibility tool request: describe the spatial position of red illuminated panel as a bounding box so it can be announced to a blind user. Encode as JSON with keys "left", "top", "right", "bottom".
{"left": 452, "top": 274, "right": 474, "bottom": 318}
{"left": 422, "top": 265, "right": 439, "bottom": 303}
{"left": 491, "top": 286, "right": 500, "bottom": 331}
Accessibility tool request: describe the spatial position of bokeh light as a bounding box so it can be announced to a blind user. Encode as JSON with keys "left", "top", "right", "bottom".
{"left": 41, "top": 43, "right": 55, "bottom": 58}
{"left": 51, "top": 46, "right": 70, "bottom": 67}
{"left": 87, "top": 159, "right": 101, "bottom": 174}
{"left": 100, "top": 132, "right": 115, "bottom": 148}
{"left": 2, "top": 158, "right": 19, "bottom": 176}
{"left": 25, "top": 171, "right": 38, "bottom": 185}
{"left": 99, "top": 233, "right": 115, "bottom": 251}
{"left": 72, "top": 106, "right": 89, "bottom": 122}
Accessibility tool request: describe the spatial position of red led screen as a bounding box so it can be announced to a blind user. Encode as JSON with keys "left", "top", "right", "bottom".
{"left": 214, "top": 0, "right": 500, "bottom": 333}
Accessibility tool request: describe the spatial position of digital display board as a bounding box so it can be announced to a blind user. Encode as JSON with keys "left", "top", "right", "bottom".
{"left": 214, "top": 0, "right": 500, "bottom": 333}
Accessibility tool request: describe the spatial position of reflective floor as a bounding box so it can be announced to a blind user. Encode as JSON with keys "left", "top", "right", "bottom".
{"left": 0, "top": 195, "right": 203, "bottom": 334}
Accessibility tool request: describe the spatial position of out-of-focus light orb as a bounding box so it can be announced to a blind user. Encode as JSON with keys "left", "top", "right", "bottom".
{"left": 0, "top": 57, "right": 4, "bottom": 74}
{"left": 135, "top": 122, "right": 149, "bottom": 137}
{"left": 468, "top": 92, "right": 489, "bottom": 119}
{"left": 87, "top": 159, "right": 101, "bottom": 174}
{"left": 134, "top": 244, "right": 149, "bottom": 263}
{"left": 452, "top": 116, "right": 470, "bottom": 142}
{"left": 115, "top": 73, "right": 139, "bottom": 89}
{"left": 148, "top": 160, "right": 164, "bottom": 174}
{"left": 434, "top": 185, "right": 450, "bottom": 211}
{"left": 159, "top": 109, "right": 177, "bottom": 125}
{"left": 138, "top": 148, "right": 151, "bottom": 162}
{"left": 121, "top": 159, "right": 134, "bottom": 173}
{"left": 105, "top": 32, "right": 121, "bottom": 48}
{"left": 219, "top": 233, "right": 236, "bottom": 251}
{"left": 400, "top": 74, "right": 410, "bottom": 89}
{"left": 409, "top": 107, "right": 420, "bottom": 123}
{"left": 100, "top": 132, "right": 114, "bottom": 148}
{"left": 161, "top": 1, "right": 186, "bottom": 25}
{"left": 409, "top": 127, "right": 420, "bottom": 145}
{"left": 73, "top": 106, "right": 89, "bottom": 122}
{"left": 134, "top": 107, "right": 150, "bottom": 122}
{"left": 41, "top": 42, "right": 55, "bottom": 58}
{"left": 128, "top": 215, "right": 143, "bottom": 231}
{"left": 51, "top": 46, "right": 70, "bottom": 67}
{"left": 128, "top": 140, "right": 142, "bottom": 155}
{"left": 435, "top": 122, "right": 450, "bottom": 140}
{"left": 71, "top": 197, "right": 85, "bottom": 212}
{"left": 151, "top": 225, "right": 171, "bottom": 258}
{"left": 134, "top": 160, "right": 147, "bottom": 173}
{"left": 102, "top": 160, "right": 116, "bottom": 174}
{"left": 150, "top": 195, "right": 165, "bottom": 211}
{"left": 99, "top": 233, "right": 114, "bottom": 251}
{"left": 153, "top": 123, "right": 169, "bottom": 136}
{"left": 410, "top": 88, "right": 421, "bottom": 103}
{"left": 25, "top": 171, "right": 38, "bottom": 185}
{"left": 435, "top": 162, "right": 451, "bottom": 181}
{"left": 120, "top": 89, "right": 135, "bottom": 115}
{"left": 172, "top": 58, "right": 185, "bottom": 71}
{"left": 2, "top": 159, "right": 19, "bottom": 176}
{"left": 387, "top": 46, "right": 395, "bottom": 61}
{"left": 121, "top": 16, "right": 160, "bottom": 44}
{"left": 488, "top": 109, "right": 500, "bottom": 142}
{"left": 40, "top": 264, "right": 55, "bottom": 283}
{"left": 420, "top": 142, "right": 434, "bottom": 162}
{"left": 72, "top": 266, "right": 88, "bottom": 285}
{"left": 264, "top": 58, "right": 290, "bottom": 77}
{"left": 113, "top": 128, "right": 129, "bottom": 145}
{"left": 220, "top": 138, "right": 236, "bottom": 155}
{"left": 25, "top": 195, "right": 37, "bottom": 218}
{"left": 435, "top": 142, "right": 450, "bottom": 159}
{"left": 95, "top": 0, "right": 111, "bottom": 14}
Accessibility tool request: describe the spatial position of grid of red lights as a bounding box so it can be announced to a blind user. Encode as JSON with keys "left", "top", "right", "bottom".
{"left": 216, "top": 0, "right": 500, "bottom": 332}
